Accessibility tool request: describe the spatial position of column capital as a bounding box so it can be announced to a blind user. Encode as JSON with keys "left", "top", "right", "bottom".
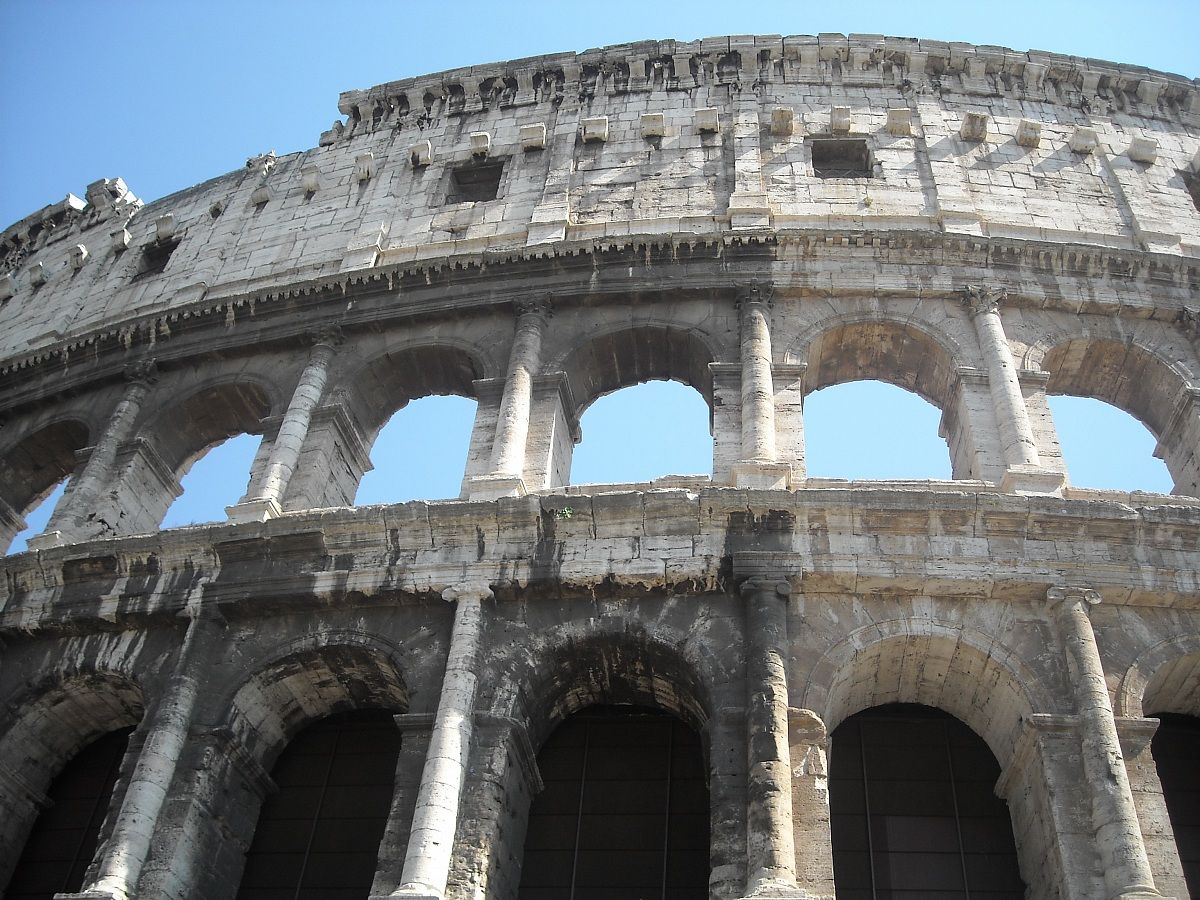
{"left": 960, "top": 284, "right": 1006, "bottom": 317}
{"left": 736, "top": 280, "right": 774, "bottom": 312}
{"left": 514, "top": 296, "right": 552, "bottom": 321}
{"left": 441, "top": 580, "right": 493, "bottom": 604}
{"left": 123, "top": 357, "right": 158, "bottom": 386}
{"left": 308, "top": 324, "right": 344, "bottom": 349}
{"left": 1045, "top": 584, "right": 1101, "bottom": 614}
{"left": 739, "top": 575, "right": 791, "bottom": 599}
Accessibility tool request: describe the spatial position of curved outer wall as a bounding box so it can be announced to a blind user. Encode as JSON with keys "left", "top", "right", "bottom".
{"left": 0, "top": 34, "right": 1199, "bottom": 900}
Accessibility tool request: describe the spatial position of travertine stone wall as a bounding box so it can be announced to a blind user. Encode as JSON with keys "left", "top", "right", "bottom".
{"left": 0, "top": 33, "right": 1198, "bottom": 900}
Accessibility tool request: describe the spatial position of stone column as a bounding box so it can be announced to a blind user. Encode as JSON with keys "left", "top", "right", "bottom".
{"left": 733, "top": 285, "right": 791, "bottom": 490}
{"left": 227, "top": 328, "right": 341, "bottom": 523}
{"left": 469, "top": 300, "right": 550, "bottom": 500}
{"left": 740, "top": 576, "right": 806, "bottom": 898}
{"left": 32, "top": 359, "right": 157, "bottom": 548}
{"left": 65, "top": 610, "right": 210, "bottom": 900}
{"left": 961, "top": 287, "right": 1064, "bottom": 495}
{"left": 370, "top": 714, "right": 435, "bottom": 896}
{"left": 1045, "top": 586, "right": 1167, "bottom": 900}
{"left": 391, "top": 581, "right": 492, "bottom": 900}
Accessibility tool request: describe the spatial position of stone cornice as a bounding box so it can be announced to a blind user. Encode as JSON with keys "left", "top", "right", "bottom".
{"left": 2, "top": 227, "right": 1197, "bottom": 408}
{"left": 329, "top": 34, "right": 1199, "bottom": 149}
{"left": 2, "top": 486, "right": 1198, "bottom": 635}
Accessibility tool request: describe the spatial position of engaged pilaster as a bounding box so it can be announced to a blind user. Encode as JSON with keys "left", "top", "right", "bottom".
{"left": 1045, "top": 586, "right": 1169, "bottom": 900}
{"left": 961, "top": 287, "right": 1064, "bottom": 495}
{"left": 227, "top": 328, "right": 342, "bottom": 523}
{"left": 469, "top": 299, "right": 550, "bottom": 500}
{"left": 732, "top": 285, "right": 792, "bottom": 490}
{"left": 390, "top": 581, "right": 492, "bottom": 900}
{"left": 31, "top": 359, "right": 158, "bottom": 549}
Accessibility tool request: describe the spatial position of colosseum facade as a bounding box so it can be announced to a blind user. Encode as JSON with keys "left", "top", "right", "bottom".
{"left": 1, "top": 33, "right": 1198, "bottom": 900}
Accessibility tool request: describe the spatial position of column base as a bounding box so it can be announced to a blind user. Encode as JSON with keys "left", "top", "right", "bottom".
{"left": 1000, "top": 464, "right": 1066, "bottom": 496}
{"left": 225, "top": 497, "right": 283, "bottom": 524}
{"left": 738, "top": 878, "right": 818, "bottom": 899}
{"left": 26, "top": 530, "right": 66, "bottom": 551}
{"left": 376, "top": 884, "right": 442, "bottom": 900}
{"left": 466, "top": 474, "right": 528, "bottom": 501}
{"left": 731, "top": 462, "right": 793, "bottom": 491}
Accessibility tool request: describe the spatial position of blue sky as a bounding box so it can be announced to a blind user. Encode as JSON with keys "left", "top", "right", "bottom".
{"left": 2, "top": 1, "right": 1188, "bottom": 546}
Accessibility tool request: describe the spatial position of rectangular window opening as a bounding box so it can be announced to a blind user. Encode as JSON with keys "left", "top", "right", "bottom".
{"left": 448, "top": 159, "right": 505, "bottom": 203}
{"left": 1183, "top": 171, "right": 1200, "bottom": 213}
{"left": 133, "top": 238, "right": 180, "bottom": 280}
{"left": 811, "top": 139, "right": 872, "bottom": 179}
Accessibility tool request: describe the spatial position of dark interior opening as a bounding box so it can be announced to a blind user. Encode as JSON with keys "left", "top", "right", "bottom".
{"left": 829, "top": 704, "right": 1026, "bottom": 900}
{"left": 1183, "top": 171, "right": 1200, "bottom": 213}
{"left": 133, "top": 238, "right": 180, "bottom": 280}
{"left": 811, "top": 139, "right": 872, "bottom": 179}
{"left": 6, "top": 727, "right": 133, "bottom": 899}
{"left": 235, "top": 709, "right": 401, "bottom": 899}
{"left": 448, "top": 159, "right": 505, "bottom": 203}
{"left": 519, "top": 705, "right": 709, "bottom": 899}
{"left": 1150, "top": 712, "right": 1200, "bottom": 895}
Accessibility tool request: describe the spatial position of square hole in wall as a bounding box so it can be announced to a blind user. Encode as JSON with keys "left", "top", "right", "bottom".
{"left": 810, "top": 139, "right": 872, "bottom": 178}
{"left": 132, "top": 238, "right": 180, "bottom": 280}
{"left": 446, "top": 159, "right": 505, "bottom": 203}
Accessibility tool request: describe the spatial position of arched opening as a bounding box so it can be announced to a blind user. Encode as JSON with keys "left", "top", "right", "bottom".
{"left": 342, "top": 345, "right": 483, "bottom": 505}
{"left": 110, "top": 382, "right": 273, "bottom": 535}
{"left": 5, "top": 727, "right": 133, "bottom": 899}
{"left": 829, "top": 704, "right": 1026, "bottom": 900}
{"left": 235, "top": 710, "right": 401, "bottom": 899}
{"left": 571, "top": 381, "right": 711, "bottom": 485}
{"left": 356, "top": 395, "right": 477, "bottom": 503}
{"left": 0, "top": 419, "right": 89, "bottom": 552}
{"left": 188, "top": 642, "right": 411, "bottom": 900}
{"left": 519, "top": 705, "right": 708, "bottom": 899}
{"left": 161, "top": 432, "right": 262, "bottom": 528}
{"left": 1148, "top": 713, "right": 1200, "bottom": 896}
{"left": 558, "top": 325, "right": 716, "bottom": 486}
{"left": 804, "top": 381, "right": 952, "bottom": 480}
{"left": 1042, "top": 338, "right": 1197, "bottom": 495}
{"left": 1048, "top": 396, "right": 1172, "bottom": 493}
{"left": 0, "top": 673, "right": 144, "bottom": 890}
{"left": 7, "top": 480, "right": 67, "bottom": 554}
{"left": 799, "top": 321, "right": 982, "bottom": 480}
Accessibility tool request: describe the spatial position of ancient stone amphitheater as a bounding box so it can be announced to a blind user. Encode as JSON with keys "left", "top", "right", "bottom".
{"left": 1, "top": 33, "right": 1198, "bottom": 900}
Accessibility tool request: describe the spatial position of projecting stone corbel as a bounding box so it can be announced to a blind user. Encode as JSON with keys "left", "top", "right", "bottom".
{"left": 28, "top": 261, "right": 46, "bottom": 287}
{"left": 0, "top": 272, "right": 14, "bottom": 301}
{"left": 959, "top": 111, "right": 989, "bottom": 142}
{"left": 830, "top": 105, "right": 851, "bottom": 135}
{"left": 1069, "top": 126, "right": 1099, "bottom": 154}
{"left": 301, "top": 163, "right": 321, "bottom": 194}
{"left": 69, "top": 244, "right": 88, "bottom": 270}
{"left": 410, "top": 139, "right": 432, "bottom": 167}
{"left": 580, "top": 115, "right": 608, "bottom": 142}
{"left": 640, "top": 112, "right": 666, "bottom": 138}
{"left": 886, "top": 108, "right": 911, "bottom": 136}
{"left": 770, "top": 107, "right": 794, "bottom": 136}
{"left": 355, "top": 151, "right": 376, "bottom": 182}
{"left": 694, "top": 107, "right": 719, "bottom": 133}
{"left": 519, "top": 123, "right": 545, "bottom": 150}
{"left": 1127, "top": 134, "right": 1158, "bottom": 164}
{"left": 469, "top": 131, "right": 491, "bottom": 157}
{"left": 1016, "top": 119, "right": 1042, "bottom": 148}
{"left": 155, "top": 214, "right": 176, "bottom": 242}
